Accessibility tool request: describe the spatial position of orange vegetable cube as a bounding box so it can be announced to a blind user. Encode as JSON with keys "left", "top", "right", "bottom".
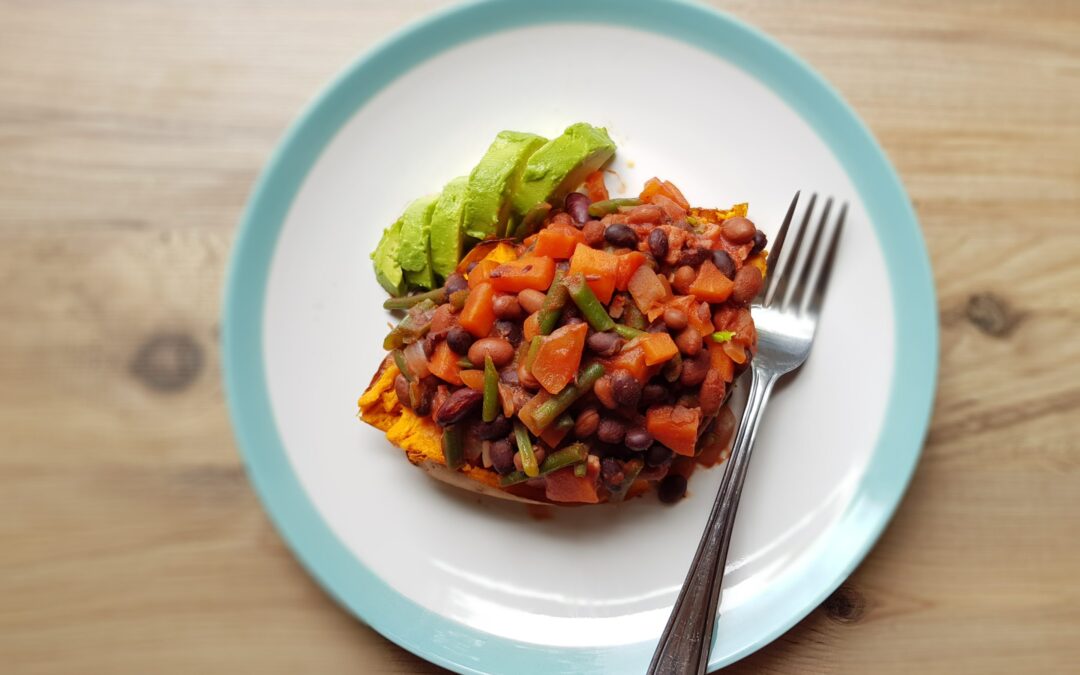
{"left": 468, "top": 258, "right": 499, "bottom": 289}
{"left": 458, "top": 369, "right": 485, "bottom": 391}
{"left": 459, "top": 281, "right": 495, "bottom": 337}
{"left": 534, "top": 227, "right": 585, "bottom": 260}
{"left": 489, "top": 256, "right": 556, "bottom": 293}
{"left": 615, "top": 251, "right": 647, "bottom": 292}
{"left": 639, "top": 332, "right": 679, "bottom": 365}
{"left": 532, "top": 322, "right": 588, "bottom": 394}
{"left": 646, "top": 405, "right": 701, "bottom": 456}
{"left": 428, "top": 341, "right": 463, "bottom": 386}
{"left": 689, "top": 260, "right": 734, "bottom": 303}
{"left": 545, "top": 462, "right": 600, "bottom": 504}
{"left": 569, "top": 243, "right": 618, "bottom": 304}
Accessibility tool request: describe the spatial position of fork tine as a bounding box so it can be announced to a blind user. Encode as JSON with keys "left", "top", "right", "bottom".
{"left": 787, "top": 197, "right": 832, "bottom": 312}
{"left": 763, "top": 191, "right": 800, "bottom": 285}
{"left": 765, "top": 193, "right": 816, "bottom": 307}
{"left": 804, "top": 202, "right": 846, "bottom": 320}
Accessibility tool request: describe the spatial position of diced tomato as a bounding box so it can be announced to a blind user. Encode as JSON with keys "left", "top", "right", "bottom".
{"left": 584, "top": 171, "right": 609, "bottom": 202}
{"left": 615, "top": 251, "right": 647, "bottom": 291}
{"left": 639, "top": 332, "right": 679, "bottom": 365}
{"left": 534, "top": 226, "right": 585, "bottom": 260}
{"left": 489, "top": 256, "right": 556, "bottom": 293}
{"left": 428, "top": 341, "right": 463, "bottom": 386}
{"left": 689, "top": 260, "right": 734, "bottom": 303}
{"left": 459, "top": 281, "right": 495, "bottom": 337}
{"left": 532, "top": 322, "right": 588, "bottom": 394}
{"left": 646, "top": 405, "right": 701, "bottom": 456}
{"left": 569, "top": 243, "right": 618, "bottom": 304}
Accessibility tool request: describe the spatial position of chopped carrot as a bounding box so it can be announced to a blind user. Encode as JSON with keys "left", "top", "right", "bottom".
{"left": 707, "top": 340, "right": 735, "bottom": 382}
{"left": 532, "top": 322, "right": 588, "bottom": 394}
{"left": 568, "top": 243, "right": 618, "bottom": 304}
{"left": 428, "top": 341, "right": 463, "bottom": 386}
{"left": 615, "top": 251, "right": 647, "bottom": 291}
{"left": 534, "top": 226, "right": 585, "bottom": 260}
{"left": 584, "top": 171, "right": 609, "bottom": 202}
{"left": 468, "top": 259, "right": 499, "bottom": 288}
{"left": 523, "top": 311, "right": 542, "bottom": 341}
{"left": 540, "top": 422, "right": 571, "bottom": 448}
{"left": 639, "top": 332, "right": 679, "bottom": 365}
{"left": 459, "top": 281, "right": 495, "bottom": 337}
{"left": 627, "top": 265, "right": 669, "bottom": 314}
{"left": 601, "top": 345, "right": 648, "bottom": 382}
{"left": 545, "top": 463, "right": 600, "bottom": 504}
{"left": 646, "top": 405, "right": 701, "bottom": 456}
{"left": 689, "top": 260, "right": 734, "bottom": 303}
{"left": 458, "top": 369, "right": 485, "bottom": 391}
{"left": 489, "top": 256, "right": 556, "bottom": 293}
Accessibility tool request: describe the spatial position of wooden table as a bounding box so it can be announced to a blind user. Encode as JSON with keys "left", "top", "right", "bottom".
{"left": 2, "top": 1, "right": 1077, "bottom": 672}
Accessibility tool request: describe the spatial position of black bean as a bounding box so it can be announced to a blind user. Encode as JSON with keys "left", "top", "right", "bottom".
{"left": 446, "top": 327, "right": 474, "bottom": 355}
{"left": 641, "top": 383, "right": 670, "bottom": 406}
{"left": 604, "top": 223, "right": 638, "bottom": 249}
{"left": 645, "top": 444, "right": 673, "bottom": 467}
{"left": 394, "top": 374, "right": 411, "bottom": 408}
{"left": 712, "top": 250, "right": 736, "bottom": 279}
{"left": 413, "top": 378, "right": 435, "bottom": 416}
{"left": 648, "top": 228, "right": 669, "bottom": 260}
{"left": 658, "top": 474, "right": 688, "bottom": 503}
{"left": 476, "top": 415, "right": 511, "bottom": 440}
{"left": 565, "top": 192, "right": 591, "bottom": 225}
{"left": 494, "top": 319, "right": 522, "bottom": 346}
{"left": 434, "top": 388, "right": 483, "bottom": 426}
{"left": 677, "top": 246, "right": 709, "bottom": 267}
{"left": 444, "top": 273, "right": 468, "bottom": 295}
{"left": 601, "top": 458, "right": 625, "bottom": 488}
{"left": 490, "top": 439, "right": 515, "bottom": 475}
{"left": 751, "top": 229, "right": 768, "bottom": 255}
{"left": 597, "top": 417, "right": 626, "bottom": 445}
{"left": 624, "top": 426, "right": 653, "bottom": 452}
{"left": 610, "top": 370, "right": 642, "bottom": 407}
{"left": 498, "top": 367, "right": 519, "bottom": 385}
{"left": 587, "top": 331, "right": 624, "bottom": 357}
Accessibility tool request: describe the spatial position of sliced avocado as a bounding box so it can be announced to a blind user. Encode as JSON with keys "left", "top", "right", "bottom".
{"left": 371, "top": 218, "right": 405, "bottom": 296}
{"left": 405, "top": 261, "right": 437, "bottom": 290}
{"left": 428, "top": 176, "right": 468, "bottom": 281}
{"left": 511, "top": 123, "right": 616, "bottom": 219}
{"left": 396, "top": 194, "right": 439, "bottom": 290}
{"left": 462, "top": 131, "right": 547, "bottom": 240}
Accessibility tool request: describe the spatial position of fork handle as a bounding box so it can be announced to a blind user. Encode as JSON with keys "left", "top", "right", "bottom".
{"left": 647, "top": 366, "right": 779, "bottom": 675}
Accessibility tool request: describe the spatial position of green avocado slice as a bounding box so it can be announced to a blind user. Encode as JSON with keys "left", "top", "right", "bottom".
{"left": 397, "top": 194, "right": 438, "bottom": 273}
{"left": 511, "top": 123, "right": 616, "bottom": 219}
{"left": 371, "top": 218, "right": 405, "bottom": 296}
{"left": 428, "top": 176, "right": 468, "bottom": 281}
{"left": 462, "top": 131, "right": 547, "bottom": 240}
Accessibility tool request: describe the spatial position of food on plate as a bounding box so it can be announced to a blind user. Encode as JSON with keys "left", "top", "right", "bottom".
{"left": 360, "top": 123, "right": 765, "bottom": 504}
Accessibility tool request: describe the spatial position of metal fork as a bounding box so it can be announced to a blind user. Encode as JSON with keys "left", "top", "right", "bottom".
{"left": 648, "top": 192, "right": 847, "bottom": 675}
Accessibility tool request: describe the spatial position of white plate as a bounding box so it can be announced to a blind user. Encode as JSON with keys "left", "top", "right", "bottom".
{"left": 224, "top": 1, "right": 937, "bottom": 672}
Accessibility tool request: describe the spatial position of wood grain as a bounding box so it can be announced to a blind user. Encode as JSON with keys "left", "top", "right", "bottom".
{"left": 1, "top": 1, "right": 1078, "bottom": 673}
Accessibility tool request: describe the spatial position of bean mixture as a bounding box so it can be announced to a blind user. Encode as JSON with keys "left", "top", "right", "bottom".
{"left": 382, "top": 178, "right": 762, "bottom": 504}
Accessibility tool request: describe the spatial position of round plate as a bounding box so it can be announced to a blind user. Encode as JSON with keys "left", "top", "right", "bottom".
{"left": 223, "top": 1, "right": 938, "bottom": 672}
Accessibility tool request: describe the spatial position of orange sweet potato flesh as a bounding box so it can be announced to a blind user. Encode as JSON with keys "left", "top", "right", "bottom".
{"left": 639, "top": 332, "right": 679, "bottom": 366}
{"left": 689, "top": 260, "right": 734, "bottom": 303}
{"left": 569, "top": 243, "right": 618, "bottom": 304}
{"left": 646, "top": 405, "right": 701, "bottom": 456}
{"left": 459, "top": 281, "right": 495, "bottom": 337}
{"left": 428, "top": 340, "right": 463, "bottom": 385}
{"left": 534, "top": 227, "right": 585, "bottom": 260}
{"left": 489, "top": 256, "right": 556, "bottom": 293}
{"left": 532, "top": 322, "right": 588, "bottom": 394}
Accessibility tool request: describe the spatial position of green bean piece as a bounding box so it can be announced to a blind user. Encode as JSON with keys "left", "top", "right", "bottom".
{"left": 442, "top": 425, "right": 464, "bottom": 471}
{"left": 499, "top": 443, "right": 589, "bottom": 487}
{"left": 382, "top": 299, "right": 436, "bottom": 350}
{"left": 383, "top": 287, "right": 447, "bottom": 310}
{"left": 391, "top": 350, "right": 413, "bottom": 381}
{"left": 482, "top": 356, "right": 499, "bottom": 423}
{"left": 524, "top": 336, "right": 543, "bottom": 371}
{"left": 564, "top": 273, "right": 616, "bottom": 332}
{"left": 537, "top": 270, "right": 568, "bottom": 335}
{"left": 514, "top": 421, "right": 539, "bottom": 478}
{"left": 613, "top": 324, "right": 645, "bottom": 340}
{"left": 623, "top": 301, "right": 648, "bottom": 331}
{"left": 457, "top": 357, "right": 475, "bottom": 369}
{"left": 608, "top": 459, "right": 643, "bottom": 502}
{"left": 587, "top": 197, "right": 642, "bottom": 218}
{"left": 449, "top": 289, "right": 470, "bottom": 311}
{"left": 554, "top": 414, "right": 575, "bottom": 435}
{"left": 531, "top": 362, "right": 605, "bottom": 430}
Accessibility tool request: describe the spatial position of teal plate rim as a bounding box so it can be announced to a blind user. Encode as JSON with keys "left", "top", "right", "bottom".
{"left": 223, "top": 0, "right": 939, "bottom": 672}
